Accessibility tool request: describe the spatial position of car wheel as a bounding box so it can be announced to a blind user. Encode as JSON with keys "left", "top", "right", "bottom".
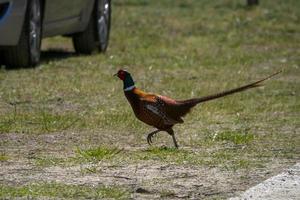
{"left": 72, "top": 0, "right": 111, "bottom": 54}
{"left": 97, "top": 0, "right": 111, "bottom": 52}
{"left": 0, "top": 53, "right": 3, "bottom": 66}
{"left": 3, "top": 0, "right": 42, "bottom": 68}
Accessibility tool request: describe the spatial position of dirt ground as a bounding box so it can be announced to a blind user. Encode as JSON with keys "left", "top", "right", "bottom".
{"left": 1, "top": 132, "right": 296, "bottom": 199}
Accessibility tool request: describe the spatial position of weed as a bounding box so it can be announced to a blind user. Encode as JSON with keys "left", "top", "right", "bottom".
{"left": 76, "top": 146, "right": 122, "bottom": 162}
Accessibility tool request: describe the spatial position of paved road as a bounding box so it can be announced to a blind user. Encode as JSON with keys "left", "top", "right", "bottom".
{"left": 230, "top": 163, "right": 300, "bottom": 200}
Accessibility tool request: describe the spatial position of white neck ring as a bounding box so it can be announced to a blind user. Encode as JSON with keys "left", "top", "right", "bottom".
{"left": 124, "top": 85, "right": 135, "bottom": 91}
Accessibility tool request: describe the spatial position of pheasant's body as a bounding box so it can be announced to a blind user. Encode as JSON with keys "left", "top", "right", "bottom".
{"left": 125, "top": 88, "right": 191, "bottom": 130}
{"left": 115, "top": 69, "right": 281, "bottom": 148}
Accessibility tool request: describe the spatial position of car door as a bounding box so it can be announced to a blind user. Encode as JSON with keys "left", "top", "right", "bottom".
{"left": 43, "top": 0, "right": 88, "bottom": 36}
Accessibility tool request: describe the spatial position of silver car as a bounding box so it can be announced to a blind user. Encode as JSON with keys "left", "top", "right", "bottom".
{"left": 0, "top": 0, "right": 111, "bottom": 67}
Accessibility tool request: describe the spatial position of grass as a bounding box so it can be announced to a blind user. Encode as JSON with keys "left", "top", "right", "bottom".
{"left": 33, "top": 145, "right": 265, "bottom": 171}
{"left": 76, "top": 146, "right": 122, "bottom": 162}
{"left": 134, "top": 147, "right": 199, "bottom": 164}
{"left": 212, "top": 129, "right": 255, "bottom": 144}
{"left": 0, "top": 101, "right": 82, "bottom": 133}
{"left": 131, "top": 147, "right": 266, "bottom": 170}
{"left": 0, "top": 0, "right": 299, "bottom": 199}
{"left": 0, "top": 153, "right": 9, "bottom": 161}
{"left": 34, "top": 156, "right": 75, "bottom": 167}
{"left": 34, "top": 146, "right": 123, "bottom": 167}
{"left": 0, "top": 183, "right": 130, "bottom": 199}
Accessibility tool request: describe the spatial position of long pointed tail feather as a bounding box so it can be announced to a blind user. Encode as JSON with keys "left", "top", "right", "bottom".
{"left": 183, "top": 70, "right": 282, "bottom": 105}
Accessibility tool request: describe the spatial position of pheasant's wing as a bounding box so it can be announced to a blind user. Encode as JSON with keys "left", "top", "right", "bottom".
{"left": 159, "top": 95, "right": 195, "bottom": 121}
{"left": 140, "top": 94, "right": 181, "bottom": 125}
{"left": 140, "top": 94, "right": 157, "bottom": 103}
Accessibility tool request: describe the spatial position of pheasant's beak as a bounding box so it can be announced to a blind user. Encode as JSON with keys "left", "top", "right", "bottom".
{"left": 113, "top": 73, "right": 118, "bottom": 77}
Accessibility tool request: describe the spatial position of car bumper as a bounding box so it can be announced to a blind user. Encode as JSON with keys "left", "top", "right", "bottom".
{"left": 0, "top": 0, "right": 27, "bottom": 46}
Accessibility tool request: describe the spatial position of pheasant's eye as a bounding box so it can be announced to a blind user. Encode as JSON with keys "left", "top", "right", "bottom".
{"left": 118, "top": 70, "right": 126, "bottom": 80}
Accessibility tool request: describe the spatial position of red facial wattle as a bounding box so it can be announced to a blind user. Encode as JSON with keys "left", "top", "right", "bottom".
{"left": 118, "top": 72, "right": 125, "bottom": 80}
{"left": 117, "top": 70, "right": 126, "bottom": 80}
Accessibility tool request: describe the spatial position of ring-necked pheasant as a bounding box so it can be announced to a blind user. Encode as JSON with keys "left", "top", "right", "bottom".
{"left": 114, "top": 69, "right": 281, "bottom": 148}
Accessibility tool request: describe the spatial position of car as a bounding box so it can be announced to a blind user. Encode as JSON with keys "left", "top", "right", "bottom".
{"left": 0, "top": 0, "right": 111, "bottom": 68}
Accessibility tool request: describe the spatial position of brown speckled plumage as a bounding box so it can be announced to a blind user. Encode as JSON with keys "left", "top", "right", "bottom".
{"left": 125, "top": 89, "right": 185, "bottom": 130}
{"left": 115, "top": 69, "right": 281, "bottom": 148}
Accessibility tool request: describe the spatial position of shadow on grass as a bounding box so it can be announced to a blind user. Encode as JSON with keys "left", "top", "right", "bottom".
{"left": 40, "top": 49, "right": 77, "bottom": 63}
{"left": 1, "top": 49, "right": 77, "bottom": 70}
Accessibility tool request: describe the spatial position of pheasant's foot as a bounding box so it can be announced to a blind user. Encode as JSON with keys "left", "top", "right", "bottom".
{"left": 147, "top": 130, "right": 160, "bottom": 146}
{"left": 172, "top": 135, "right": 179, "bottom": 149}
{"left": 167, "top": 129, "right": 179, "bottom": 148}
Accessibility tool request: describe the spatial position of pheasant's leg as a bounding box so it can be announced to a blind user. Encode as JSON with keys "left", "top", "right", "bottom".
{"left": 147, "top": 129, "right": 161, "bottom": 145}
{"left": 167, "top": 129, "right": 179, "bottom": 148}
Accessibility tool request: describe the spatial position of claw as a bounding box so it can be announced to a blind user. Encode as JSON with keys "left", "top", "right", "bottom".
{"left": 149, "top": 136, "right": 152, "bottom": 144}
{"left": 147, "top": 134, "right": 152, "bottom": 145}
{"left": 147, "top": 133, "right": 154, "bottom": 145}
{"left": 146, "top": 130, "right": 160, "bottom": 146}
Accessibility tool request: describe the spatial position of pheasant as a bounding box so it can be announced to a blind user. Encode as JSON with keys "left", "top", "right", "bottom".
{"left": 114, "top": 69, "right": 281, "bottom": 148}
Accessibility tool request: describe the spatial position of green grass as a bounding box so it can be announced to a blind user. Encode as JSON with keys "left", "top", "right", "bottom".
{"left": 134, "top": 147, "right": 199, "bottom": 163}
{"left": 34, "top": 146, "right": 123, "bottom": 167}
{"left": 212, "top": 129, "right": 255, "bottom": 144}
{"left": 34, "top": 156, "right": 75, "bottom": 167}
{"left": 0, "top": 153, "right": 9, "bottom": 161}
{"left": 76, "top": 146, "right": 122, "bottom": 162}
{"left": 130, "top": 146, "right": 265, "bottom": 170}
{"left": 1, "top": 0, "right": 300, "bottom": 199}
{"left": 0, "top": 183, "right": 130, "bottom": 199}
{"left": 34, "top": 145, "right": 264, "bottom": 171}
{"left": 0, "top": 102, "right": 82, "bottom": 134}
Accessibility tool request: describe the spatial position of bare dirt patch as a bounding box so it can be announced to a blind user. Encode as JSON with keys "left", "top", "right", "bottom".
{"left": 1, "top": 132, "right": 296, "bottom": 199}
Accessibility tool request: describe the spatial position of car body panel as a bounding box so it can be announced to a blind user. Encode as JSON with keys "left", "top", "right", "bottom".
{"left": 42, "top": 0, "right": 94, "bottom": 37}
{"left": 0, "top": 0, "right": 95, "bottom": 46}
{"left": 0, "top": 0, "right": 27, "bottom": 46}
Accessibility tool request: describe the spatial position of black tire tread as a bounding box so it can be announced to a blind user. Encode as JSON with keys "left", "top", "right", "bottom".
{"left": 72, "top": 0, "right": 111, "bottom": 54}
{"left": 72, "top": 17, "right": 97, "bottom": 54}
{"left": 4, "top": 23, "right": 31, "bottom": 68}
{"left": 98, "top": 0, "right": 111, "bottom": 52}
{"left": 3, "top": 0, "right": 41, "bottom": 68}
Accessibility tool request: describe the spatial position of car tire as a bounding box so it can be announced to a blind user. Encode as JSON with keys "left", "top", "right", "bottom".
{"left": 72, "top": 0, "right": 111, "bottom": 54}
{"left": 3, "top": 0, "right": 42, "bottom": 68}
{"left": 0, "top": 53, "right": 3, "bottom": 67}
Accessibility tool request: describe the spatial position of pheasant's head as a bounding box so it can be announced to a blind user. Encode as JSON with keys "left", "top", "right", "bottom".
{"left": 114, "top": 69, "right": 135, "bottom": 91}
